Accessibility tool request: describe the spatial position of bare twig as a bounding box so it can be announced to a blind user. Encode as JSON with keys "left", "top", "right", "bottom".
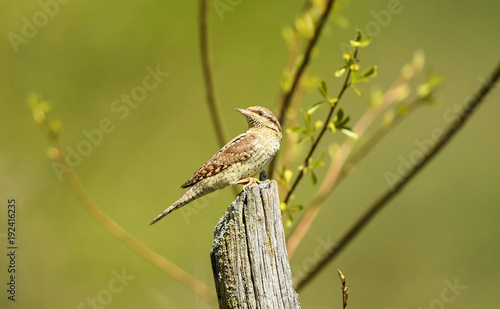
{"left": 294, "top": 62, "right": 500, "bottom": 291}
{"left": 200, "top": 0, "right": 227, "bottom": 148}
{"left": 337, "top": 269, "right": 349, "bottom": 309}
{"left": 30, "top": 99, "right": 217, "bottom": 307}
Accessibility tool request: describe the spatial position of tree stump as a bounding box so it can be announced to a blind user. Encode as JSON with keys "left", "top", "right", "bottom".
{"left": 210, "top": 180, "right": 301, "bottom": 309}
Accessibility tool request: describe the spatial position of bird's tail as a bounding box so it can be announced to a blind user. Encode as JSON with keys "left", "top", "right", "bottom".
{"left": 149, "top": 182, "right": 218, "bottom": 225}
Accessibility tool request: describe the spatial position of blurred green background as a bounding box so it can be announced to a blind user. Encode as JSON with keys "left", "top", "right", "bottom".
{"left": 1, "top": 0, "right": 499, "bottom": 308}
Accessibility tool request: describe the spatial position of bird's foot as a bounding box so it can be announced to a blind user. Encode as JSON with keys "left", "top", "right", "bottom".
{"left": 236, "top": 177, "right": 261, "bottom": 190}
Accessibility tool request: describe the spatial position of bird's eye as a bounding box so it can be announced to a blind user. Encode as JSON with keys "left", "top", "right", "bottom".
{"left": 259, "top": 111, "right": 263, "bottom": 116}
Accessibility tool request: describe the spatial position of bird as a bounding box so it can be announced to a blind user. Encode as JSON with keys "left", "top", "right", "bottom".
{"left": 150, "top": 106, "right": 282, "bottom": 225}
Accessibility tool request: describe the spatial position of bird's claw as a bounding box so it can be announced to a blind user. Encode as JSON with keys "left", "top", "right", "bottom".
{"left": 236, "top": 177, "right": 261, "bottom": 190}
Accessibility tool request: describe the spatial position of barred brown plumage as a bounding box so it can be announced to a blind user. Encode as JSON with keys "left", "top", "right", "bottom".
{"left": 150, "top": 106, "right": 282, "bottom": 225}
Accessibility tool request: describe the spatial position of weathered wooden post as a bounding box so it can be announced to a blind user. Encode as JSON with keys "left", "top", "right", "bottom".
{"left": 210, "top": 180, "right": 301, "bottom": 308}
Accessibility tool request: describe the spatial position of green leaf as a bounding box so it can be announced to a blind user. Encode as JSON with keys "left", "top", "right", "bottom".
{"left": 337, "top": 109, "right": 344, "bottom": 121}
{"left": 311, "top": 151, "right": 326, "bottom": 168}
{"left": 289, "top": 205, "right": 303, "bottom": 212}
{"left": 312, "top": 159, "right": 325, "bottom": 169}
{"left": 356, "top": 37, "right": 372, "bottom": 48}
{"left": 311, "top": 170, "right": 317, "bottom": 185}
{"left": 335, "top": 66, "right": 347, "bottom": 78}
{"left": 333, "top": 109, "right": 351, "bottom": 128}
{"left": 340, "top": 128, "right": 358, "bottom": 139}
{"left": 335, "top": 116, "right": 350, "bottom": 129}
{"left": 307, "top": 100, "right": 326, "bottom": 116}
{"left": 358, "top": 65, "right": 377, "bottom": 81}
{"left": 318, "top": 80, "right": 328, "bottom": 98}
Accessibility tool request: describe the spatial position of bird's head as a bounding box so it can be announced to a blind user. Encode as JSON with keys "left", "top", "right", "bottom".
{"left": 236, "top": 106, "right": 282, "bottom": 141}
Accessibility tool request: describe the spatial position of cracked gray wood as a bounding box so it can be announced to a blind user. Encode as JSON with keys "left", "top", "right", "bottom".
{"left": 211, "top": 180, "right": 301, "bottom": 309}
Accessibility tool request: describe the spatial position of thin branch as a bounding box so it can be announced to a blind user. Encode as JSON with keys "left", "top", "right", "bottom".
{"left": 269, "top": 0, "right": 337, "bottom": 177}
{"left": 337, "top": 269, "right": 349, "bottom": 309}
{"left": 277, "top": 0, "right": 336, "bottom": 126}
{"left": 278, "top": 85, "right": 304, "bottom": 224}
{"left": 30, "top": 100, "right": 217, "bottom": 307}
{"left": 277, "top": 82, "right": 304, "bottom": 193}
{"left": 200, "top": 0, "right": 227, "bottom": 148}
{"left": 294, "top": 62, "right": 500, "bottom": 291}
{"left": 286, "top": 58, "right": 424, "bottom": 257}
{"left": 199, "top": 0, "right": 240, "bottom": 196}
{"left": 283, "top": 47, "right": 359, "bottom": 205}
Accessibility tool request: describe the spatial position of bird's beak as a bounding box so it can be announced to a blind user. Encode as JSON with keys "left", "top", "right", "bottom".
{"left": 236, "top": 108, "right": 252, "bottom": 118}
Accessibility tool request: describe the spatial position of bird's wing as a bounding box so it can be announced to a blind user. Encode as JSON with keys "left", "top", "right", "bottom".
{"left": 180, "top": 132, "right": 260, "bottom": 188}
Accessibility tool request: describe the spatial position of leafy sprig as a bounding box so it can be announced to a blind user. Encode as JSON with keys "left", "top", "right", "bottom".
{"left": 282, "top": 30, "right": 375, "bottom": 210}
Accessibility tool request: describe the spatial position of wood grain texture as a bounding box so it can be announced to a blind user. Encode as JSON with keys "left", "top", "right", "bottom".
{"left": 211, "top": 180, "right": 301, "bottom": 309}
